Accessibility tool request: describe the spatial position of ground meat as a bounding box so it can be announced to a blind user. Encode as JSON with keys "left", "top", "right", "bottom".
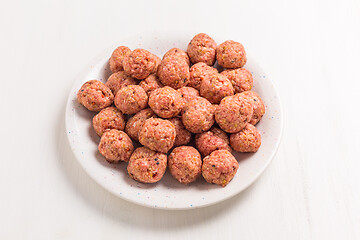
{"left": 127, "top": 147, "right": 167, "bottom": 183}
{"left": 195, "top": 127, "right": 231, "bottom": 156}
{"left": 169, "top": 117, "right": 192, "bottom": 147}
{"left": 154, "top": 55, "right": 161, "bottom": 72}
{"left": 200, "top": 74, "right": 234, "bottom": 104}
{"left": 177, "top": 86, "right": 200, "bottom": 105}
{"left": 215, "top": 94, "right": 253, "bottom": 133}
{"left": 230, "top": 123, "right": 261, "bottom": 152}
{"left": 202, "top": 150, "right": 238, "bottom": 187}
{"left": 114, "top": 85, "right": 148, "bottom": 114}
{"left": 187, "top": 33, "right": 217, "bottom": 66}
{"left": 182, "top": 97, "right": 215, "bottom": 133}
{"left": 125, "top": 108, "right": 156, "bottom": 141}
{"left": 168, "top": 146, "right": 202, "bottom": 184}
{"left": 162, "top": 48, "right": 190, "bottom": 65}
{"left": 123, "top": 49, "right": 158, "bottom": 79}
{"left": 98, "top": 129, "right": 134, "bottom": 163}
{"left": 139, "top": 74, "right": 163, "bottom": 96}
{"left": 77, "top": 80, "right": 114, "bottom": 111}
{"left": 109, "top": 46, "right": 131, "bottom": 73}
{"left": 239, "top": 91, "right": 265, "bottom": 125}
{"left": 138, "top": 118, "right": 176, "bottom": 153}
{"left": 105, "top": 71, "right": 137, "bottom": 95}
{"left": 157, "top": 56, "right": 189, "bottom": 89}
{"left": 220, "top": 68, "right": 253, "bottom": 93}
{"left": 92, "top": 106, "right": 126, "bottom": 136}
{"left": 189, "top": 62, "right": 218, "bottom": 90}
{"left": 216, "top": 40, "right": 247, "bottom": 68}
{"left": 148, "top": 86, "right": 184, "bottom": 118}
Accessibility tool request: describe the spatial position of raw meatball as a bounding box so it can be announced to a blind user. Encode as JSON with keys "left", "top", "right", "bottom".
{"left": 187, "top": 33, "right": 217, "bottom": 66}
{"left": 139, "top": 74, "right": 163, "bottom": 96}
{"left": 77, "top": 80, "right": 114, "bottom": 111}
{"left": 148, "top": 86, "right": 184, "bottom": 118}
{"left": 138, "top": 118, "right": 176, "bottom": 153}
{"left": 200, "top": 74, "right": 234, "bottom": 104}
{"left": 230, "top": 123, "right": 261, "bottom": 152}
{"left": 215, "top": 94, "right": 253, "bottom": 133}
{"left": 106, "top": 71, "right": 137, "bottom": 95}
{"left": 168, "top": 146, "right": 202, "bottom": 184}
{"left": 202, "top": 150, "right": 238, "bottom": 187}
{"left": 240, "top": 91, "right": 265, "bottom": 125}
{"left": 98, "top": 129, "right": 134, "bottom": 163}
{"left": 216, "top": 40, "right": 247, "bottom": 68}
{"left": 195, "top": 127, "right": 231, "bottom": 156}
{"left": 182, "top": 97, "right": 215, "bottom": 133}
{"left": 221, "top": 68, "right": 253, "bottom": 93}
{"left": 92, "top": 106, "right": 126, "bottom": 136}
{"left": 123, "top": 49, "right": 158, "bottom": 79}
{"left": 125, "top": 108, "right": 156, "bottom": 141}
{"left": 114, "top": 85, "right": 148, "bottom": 114}
{"left": 162, "top": 48, "right": 190, "bottom": 65}
{"left": 127, "top": 147, "right": 167, "bottom": 183}
{"left": 157, "top": 56, "right": 189, "bottom": 89}
{"left": 169, "top": 117, "right": 192, "bottom": 147}
{"left": 189, "top": 62, "right": 218, "bottom": 90}
{"left": 177, "top": 86, "right": 200, "bottom": 104}
{"left": 109, "top": 46, "right": 131, "bottom": 73}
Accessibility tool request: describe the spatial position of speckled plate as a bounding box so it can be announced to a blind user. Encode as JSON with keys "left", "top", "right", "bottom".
{"left": 65, "top": 32, "right": 283, "bottom": 210}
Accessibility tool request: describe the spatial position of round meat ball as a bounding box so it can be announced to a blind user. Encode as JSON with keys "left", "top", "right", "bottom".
{"left": 200, "top": 74, "right": 234, "bottom": 104}
{"left": 114, "top": 85, "right": 148, "bottom": 114}
{"left": 157, "top": 56, "right": 189, "bottom": 89}
{"left": 106, "top": 71, "right": 137, "bottom": 95}
{"left": 189, "top": 62, "right": 218, "bottom": 90}
{"left": 77, "top": 80, "right": 114, "bottom": 111}
{"left": 92, "top": 106, "right": 126, "bottom": 136}
{"left": 187, "top": 33, "right": 217, "bottom": 66}
{"left": 168, "top": 146, "right": 202, "bottom": 184}
{"left": 182, "top": 97, "right": 215, "bottom": 133}
{"left": 195, "top": 127, "right": 231, "bottom": 156}
{"left": 221, "top": 68, "right": 253, "bottom": 93}
{"left": 162, "top": 48, "right": 190, "bottom": 65}
{"left": 123, "top": 49, "right": 158, "bottom": 79}
{"left": 169, "top": 117, "right": 192, "bottom": 147}
{"left": 138, "top": 118, "right": 176, "bottom": 153}
{"left": 215, "top": 94, "right": 253, "bottom": 133}
{"left": 230, "top": 123, "right": 261, "bottom": 152}
{"left": 109, "top": 46, "right": 131, "bottom": 73}
{"left": 216, "top": 40, "right": 247, "bottom": 68}
{"left": 139, "top": 74, "right": 163, "bottom": 96}
{"left": 239, "top": 91, "right": 265, "bottom": 125}
{"left": 148, "top": 86, "right": 184, "bottom": 118}
{"left": 125, "top": 108, "right": 156, "bottom": 141}
{"left": 98, "top": 129, "right": 134, "bottom": 163}
{"left": 202, "top": 149, "right": 238, "bottom": 187}
{"left": 127, "top": 147, "right": 167, "bottom": 183}
{"left": 177, "top": 86, "right": 200, "bottom": 104}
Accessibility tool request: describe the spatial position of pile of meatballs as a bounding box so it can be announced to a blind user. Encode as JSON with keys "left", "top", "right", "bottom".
{"left": 77, "top": 33, "right": 265, "bottom": 187}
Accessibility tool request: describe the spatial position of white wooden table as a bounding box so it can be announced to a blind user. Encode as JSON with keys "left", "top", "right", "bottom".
{"left": 1, "top": 0, "right": 359, "bottom": 239}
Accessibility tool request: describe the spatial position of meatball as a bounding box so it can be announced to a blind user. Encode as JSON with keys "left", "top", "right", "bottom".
{"left": 169, "top": 117, "right": 192, "bottom": 147}
{"left": 221, "top": 68, "right": 253, "bottom": 93}
{"left": 92, "top": 106, "right": 126, "bottom": 136}
{"left": 189, "top": 62, "right": 218, "bottom": 90}
{"left": 200, "top": 74, "right": 234, "bottom": 104}
{"left": 177, "top": 86, "right": 200, "bottom": 104}
{"left": 77, "top": 80, "right": 114, "bottom": 111}
{"left": 106, "top": 71, "right": 137, "bottom": 95}
{"left": 127, "top": 147, "right": 167, "bottom": 183}
{"left": 230, "top": 123, "right": 261, "bottom": 152}
{"left": 168, "top": 146, "right": 202, "bottom": 184}
{"left": 109, "top": 46, "right": 131, "bottom": 73}
{"left": 114, "top": 85, "right": 148, "bottom": 114}
{"left": 216, "top": 40, "right": 247, "bottom": 68}
{"left": 195, "top": 127, "right": 231, "bottom": 156}
{"left": 202, "top": 150, "right": 238, "bottom": 187}
{"left": 162, "top": 48, "right": 190, "bottom": 65}
{"left": 182, "top": 97, "right": 215, "bottom": 133}
{"left": 125, "top": 108, "right": 156, "bottom": 141}
{"left": 215, "top": 94, "right": 253, "bottom": 133}
{"left": 138, "top": 118, "right": 176, "bottom": 153}
{"left": 139, "top": 74, "right": 163, "bottom": 96}
{"left": 187, "top": 33, "right": 217, "bottom": 66}
{"left": 98, "top": 129, "right": 134, "bottom": 163}
{"left": 148, "top": 86, "right": 184, "bottom": 118}
{"left": 239, "top": 91, "right": 265, "bottom": 125}
{"left": 157, "top": 56, "right": 189, "bottom": 89}
{"left": 123, "top": 49, "right": 158, "bottom": 79}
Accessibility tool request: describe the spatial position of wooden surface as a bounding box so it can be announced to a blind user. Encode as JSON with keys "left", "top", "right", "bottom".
{"left": 1, "top": 0, "right": 359, "bottom": 239}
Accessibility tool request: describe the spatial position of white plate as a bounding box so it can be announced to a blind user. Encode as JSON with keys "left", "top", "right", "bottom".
{"left": 65, "top": 32, "right": 283, "bottom": 210}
